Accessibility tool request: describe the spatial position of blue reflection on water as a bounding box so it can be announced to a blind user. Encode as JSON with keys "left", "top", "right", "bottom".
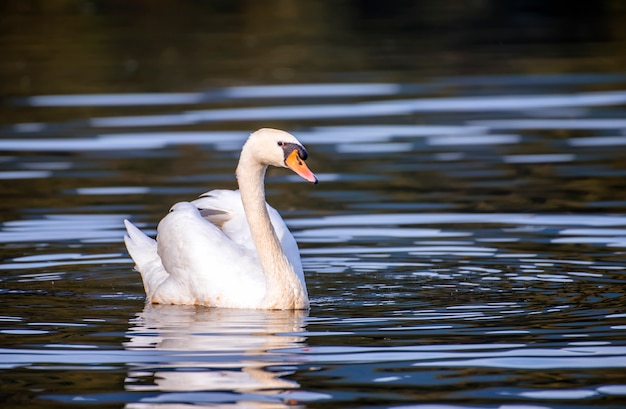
{"left": 2, "top": 75, "right": 626, "bottom": 408}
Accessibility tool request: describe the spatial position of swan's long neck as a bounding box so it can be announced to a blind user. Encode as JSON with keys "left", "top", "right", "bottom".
{"left": 236, "top": 152, "right": 309, "bottom": 309}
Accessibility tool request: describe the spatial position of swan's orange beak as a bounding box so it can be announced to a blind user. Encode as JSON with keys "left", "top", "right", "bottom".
{"left": 285, "top": 149, "right": 318, "bottom": 184}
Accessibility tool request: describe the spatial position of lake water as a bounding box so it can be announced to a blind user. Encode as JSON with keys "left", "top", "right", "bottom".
{"left": 1, "top": 2, "right": 626, "bottom": 409}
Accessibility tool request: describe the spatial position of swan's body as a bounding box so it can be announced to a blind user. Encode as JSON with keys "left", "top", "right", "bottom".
{"left": 124, "top": 129, "right": 317, "bottom": 310}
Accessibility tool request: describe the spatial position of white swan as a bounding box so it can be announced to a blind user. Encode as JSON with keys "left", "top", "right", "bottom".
{"left": 124, "top": 128, "right": 317, "bottom": 310}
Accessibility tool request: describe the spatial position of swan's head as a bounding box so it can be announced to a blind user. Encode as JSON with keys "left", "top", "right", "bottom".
{"left": 244, "top": 128, "right": 318, "bottom": 184}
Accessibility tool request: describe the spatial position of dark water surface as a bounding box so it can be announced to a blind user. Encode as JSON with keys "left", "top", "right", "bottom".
{"left": 1, "top": 2, "right": 626, "bottom": 408}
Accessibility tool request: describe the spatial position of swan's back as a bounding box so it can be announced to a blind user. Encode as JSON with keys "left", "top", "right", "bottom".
{"left": 155, "top": 201, "right": 267, "bottom": 307}
{"left": 192, "top": 190, "right": 305, "bottom": 280}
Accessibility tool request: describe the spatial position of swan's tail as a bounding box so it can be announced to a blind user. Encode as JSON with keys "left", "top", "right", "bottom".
{"left": 124, "top": 219, "right": 169, "bottom": 298}
{"left": 124, "top": 219, "right": 157, "bottom": 264}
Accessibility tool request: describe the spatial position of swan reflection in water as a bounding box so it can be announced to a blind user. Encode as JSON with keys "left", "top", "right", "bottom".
{"left": 123, "top": 304, "right": 318, "bottom": 408}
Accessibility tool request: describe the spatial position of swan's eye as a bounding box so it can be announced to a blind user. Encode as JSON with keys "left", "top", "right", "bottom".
{"left": 277, "top": 141, "right": 284, "bottom": 147}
